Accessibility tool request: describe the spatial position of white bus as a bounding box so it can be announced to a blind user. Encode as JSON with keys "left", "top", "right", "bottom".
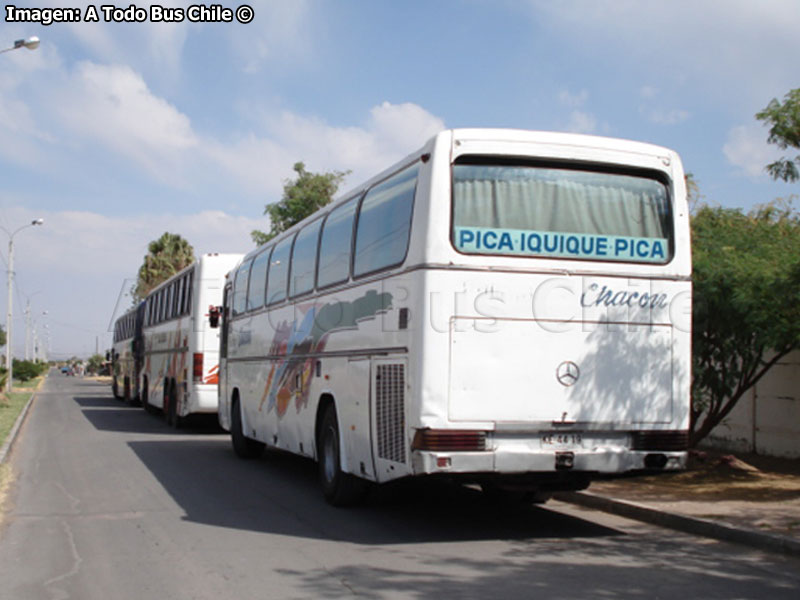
{"left": 218, "top": 129, "right": 692, "bottom": 505}
{"left": 140, "top": 253, "right": 242, "bottom": 426}
{"left": 111, "top": 302, "right": 144, "bottom": 402}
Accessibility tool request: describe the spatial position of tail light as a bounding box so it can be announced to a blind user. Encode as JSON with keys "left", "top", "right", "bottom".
{"left": 411, "top": 429, "right": 488, "bottom": 452}
{"left": 193, "top": 353, "right": 203, "bottom": 382}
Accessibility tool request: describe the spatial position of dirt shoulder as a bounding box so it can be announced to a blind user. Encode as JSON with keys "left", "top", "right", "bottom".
{"left": 588, "top": 450, "right": 800, "bottom": 539}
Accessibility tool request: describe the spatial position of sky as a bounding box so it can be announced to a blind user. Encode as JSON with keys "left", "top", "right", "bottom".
{"left": 1, "top": 0, "right": 799, "bottom": 360}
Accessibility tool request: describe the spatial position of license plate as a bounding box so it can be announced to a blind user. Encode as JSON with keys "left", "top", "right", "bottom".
{"left": 541, "top": 433, "right": 583, "bottom": 449}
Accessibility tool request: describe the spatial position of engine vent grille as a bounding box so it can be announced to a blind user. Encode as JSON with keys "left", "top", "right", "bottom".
{"left": 376, "top": 364, "right": 406, "bottom": 463}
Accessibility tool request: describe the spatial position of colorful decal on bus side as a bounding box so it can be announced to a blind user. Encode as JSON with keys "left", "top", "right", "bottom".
{"left": 257, "top": 290, "right": 393, "bottom": 417}
{"left": 204, "top": 365, "right": 220, "bottom": 385}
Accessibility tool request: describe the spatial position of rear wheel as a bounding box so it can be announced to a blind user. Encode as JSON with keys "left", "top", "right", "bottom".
{"left": 318, "top": 405, "right": 368, "bottom": 506}
{"left": 231, "top": 397, "right": 264, "bottom": 459}
{"left": 165, "top": 382, "right": 183, "bottom": 429}
{"left": 142, "top": 378, "right": 157, "bottom": 415}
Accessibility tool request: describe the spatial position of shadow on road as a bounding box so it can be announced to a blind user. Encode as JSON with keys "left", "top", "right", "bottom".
{"left": 128, "top": 438, "right": 622, "bottom": 545}
{"left": 74, "top": 396, "right": 223, "bottom": 435}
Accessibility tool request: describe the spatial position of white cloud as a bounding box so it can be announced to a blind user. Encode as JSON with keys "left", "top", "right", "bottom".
{"left": 530, "top": 1, "right": 800, "bottom": 106}
{"left": 636, "top": 86, "right": 690, "bottom": 126}
{"left": 56, "top": 62, "right": 199, "bottom": 186}
{"left": 639, "top": 86, "right": 658, "bottom": 100}
{"left": 557, "top": 89, "right": 598, "bottom": 134}
{"left": 53, "top": 1, "right": 190, "bottom": 77}
{"left": 369, "top": 101, "right": 447, "bottom": 156}
{"left": 565, "top": 110, "right": 597, "bottom": 134}
{"left": 0, "top": 204, "right": 263, "bottom": 358}
{"left": 259, "top": 101, "right": 446, "bottom": 190}
{"left": 0, "top": 94, "right": 446, "bottom": 357}
{"left": 35, "top": 56, "right": 445, "bottom": 203}
{"left": 230, "top": 0, "right": 313, "bottom": 73}
{"left": 641, "top": 107, "right": 690, "bottom": 126}
{"left": 558, "top": 89, "right": 589, "bottom": 108}
{"left": 0, "top": 49, "right": 446, "bottom": 222}
{"left": 723, "top": 123, "right": 783, "bottom": 178}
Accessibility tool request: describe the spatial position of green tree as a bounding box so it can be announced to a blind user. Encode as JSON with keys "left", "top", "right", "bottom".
{"left": 252, "top": 162, "right": 350, "bottom": 246}
{"left": 86, "top": 353, "right": 106, "bottom": 375}
{"left": 0, "top": 323, "right": 6, "bottom": 348}
{"left": 690, "top": 200, "right": 800, "bottom": 446}
{"left": 133, "top": 232, "right": 195, "bottom": 301}
{"left": 756, "top": 87, "right": 800, "bottom": 182}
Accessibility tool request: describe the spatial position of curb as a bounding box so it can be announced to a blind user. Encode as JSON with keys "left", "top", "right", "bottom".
{"left": 0, "top": 387, "right": 39, "bottom": 465}
{"left": 555, "top": 491, "right": 800, "bottom": 558}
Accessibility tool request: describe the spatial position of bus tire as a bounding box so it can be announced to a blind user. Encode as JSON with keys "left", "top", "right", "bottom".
{"left": 165, "top": 382, "right": 183, "bottom": 429}
{"left": 142, "top": 378, "right": 157, "bottom": 415}
{"left": 318, "top": 405, "right": 367, "bottom": 507}
{"left": 231, "top": 398, "right": 264, "bottom": 459}
{"left": 127, "top": 380, "right": 140, "bottom": 406}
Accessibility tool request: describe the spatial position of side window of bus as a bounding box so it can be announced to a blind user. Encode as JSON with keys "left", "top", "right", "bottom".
{"left": 290, "top": 219, "right": 323, "bottom": 298}
{"left": 178, "top": 276, "right": 186, "bottom": 316}
{"left": 170, "top": 282, "right": 177, "bottom": 319}
{"left": 168, "top": 282, "right": 176, "bottom": 319}
{"left": 247, "top": 250, "right": 269, "bottom": 311}
{"left": 353, "top": 164, "right": 418, "bottom": 277}
{"left": 175, "top": 279, "right": 183, "bottom": 316}
{"left": 163, "top": 288, "right": 170, "bottom": 322}
{"left": 166, "top": 285, "right": 174, "bottom": 321}
{"left": 232, "top": 259, "right": 252, "bottom": 316}
{"left": 267, "top": 235, "right": 293, "bottom": 306}
{"left": 185, "top": 271, "right": 193, "bottom": 314}
{"left": 317, "top": 197, "right": 358, "bottom": 289}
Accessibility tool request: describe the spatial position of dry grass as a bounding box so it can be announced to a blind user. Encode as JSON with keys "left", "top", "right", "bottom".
{"left": 595, "top": 450, "right": 800, "bottom": 502}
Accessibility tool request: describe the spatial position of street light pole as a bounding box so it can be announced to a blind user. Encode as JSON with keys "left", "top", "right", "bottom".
{"left": 0, "top": 37, "right": 40, "bottom": 54}
{"left": 3, "top": 219, "right": 44, "bottom": 394}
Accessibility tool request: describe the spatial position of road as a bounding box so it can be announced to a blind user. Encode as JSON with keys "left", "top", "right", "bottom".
{"left": 1, "top": 373, "right": 799, "bottom": 599}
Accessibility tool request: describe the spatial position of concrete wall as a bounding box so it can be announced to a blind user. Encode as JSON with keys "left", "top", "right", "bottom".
{"left": 705, "top": 350, "right": 800, "bottom": 458}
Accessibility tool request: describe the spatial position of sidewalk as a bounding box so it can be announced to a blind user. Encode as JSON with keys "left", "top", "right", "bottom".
{"left": 557, "top": 450, "right": 800, "bottom": 556}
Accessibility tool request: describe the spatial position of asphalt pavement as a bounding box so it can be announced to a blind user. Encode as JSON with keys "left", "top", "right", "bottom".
{"left": 1, "top": 373, "right": 799, "bottom": 599}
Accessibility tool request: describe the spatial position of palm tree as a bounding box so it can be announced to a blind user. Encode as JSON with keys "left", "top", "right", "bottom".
{"left": 133, "top": 233, "right": 195, "bottom": 301}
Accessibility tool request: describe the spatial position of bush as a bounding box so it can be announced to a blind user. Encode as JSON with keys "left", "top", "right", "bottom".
{"left": 12, "top": 359, "right": 47, "bottom": 382}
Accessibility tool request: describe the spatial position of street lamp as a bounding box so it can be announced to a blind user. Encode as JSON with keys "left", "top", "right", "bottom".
{"left": 3, "top": 219, "right": 44, "bottom": 394}
{"left": 0, "top": 36, "right": 40, "bottom": 54}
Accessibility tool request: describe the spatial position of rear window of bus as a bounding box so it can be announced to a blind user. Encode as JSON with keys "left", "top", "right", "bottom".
{"left": 452, "top": 160, "right": 673, "bottom": 264}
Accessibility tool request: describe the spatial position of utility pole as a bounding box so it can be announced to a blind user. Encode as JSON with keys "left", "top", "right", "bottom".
{"left": 3, "top": 219, "right": 44, "bottom": 393}
{"left": 24, "top": 301, "right": 31, "bottom": 360}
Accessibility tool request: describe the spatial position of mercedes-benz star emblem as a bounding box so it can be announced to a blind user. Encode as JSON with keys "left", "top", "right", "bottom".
{"left": 556, "top": 361, "right": 580, "bottom": 387}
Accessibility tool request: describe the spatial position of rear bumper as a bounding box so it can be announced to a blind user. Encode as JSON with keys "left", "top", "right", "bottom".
{"left": 186, "top": 384, "right": 219, "bottom": 414}
{"left": 411, "top": 448, "right": 687, "bottom": 477}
